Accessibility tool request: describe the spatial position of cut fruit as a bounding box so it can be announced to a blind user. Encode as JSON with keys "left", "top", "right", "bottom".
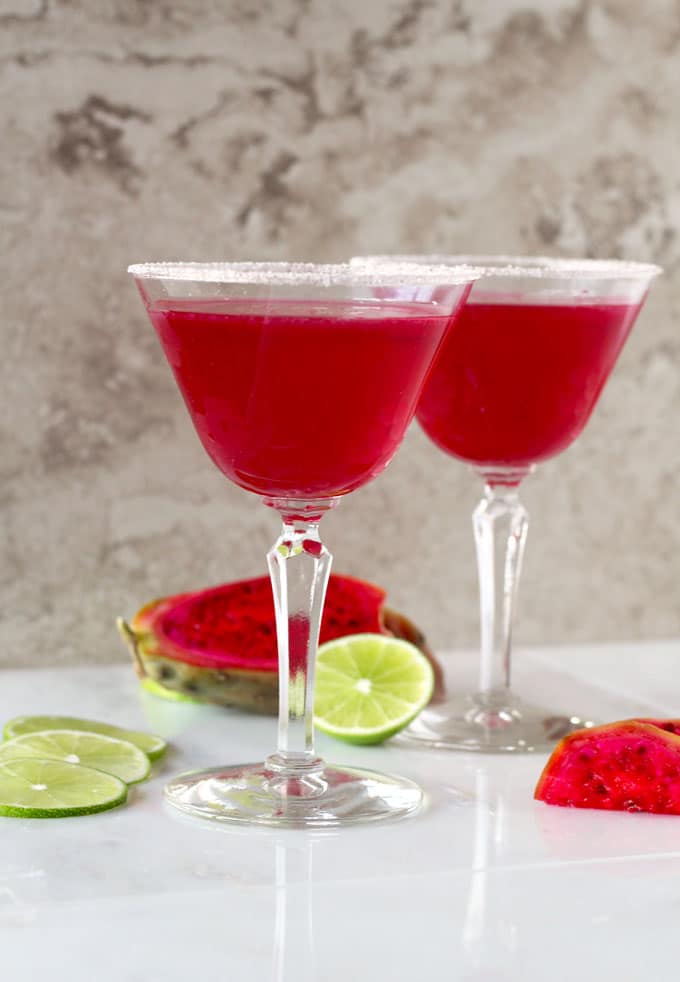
{"left": 119, "top": 574, "right": 441, "bottom": 714}
{"left": 314, "top": 634, "right": 435, "bottom": 745}
{"left": 0, "top": 730, "right": 151, "bottom": 785}
{"left": 0, "top": 758, "right": 127, "bottom": 818}
{"left": 534, "top": 720, "right": 680, "bottom": 813}
{"left": 3, "top": 715, "right": 167, "bottom": 761}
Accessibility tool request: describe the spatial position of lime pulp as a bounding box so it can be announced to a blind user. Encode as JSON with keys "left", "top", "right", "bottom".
{"left": 314, "top": 634, "right": 434, "bottom": 745}
{"left": 0, "top": 730, "right": 151, "bottom": 784}
{"left": 3, "top": 715, "right": 167, "bottom": 761}
{"left": 0, "top": 758, "right": 127, "bottom": 818}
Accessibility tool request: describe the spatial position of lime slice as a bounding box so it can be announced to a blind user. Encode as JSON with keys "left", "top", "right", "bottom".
{"left": 3, "top": 715, "right": 166, "bottom": 761}
{"left": 140, "top": 677, "right": 200, "bottom": 704}
{"left": 0, "top": 730, "right": 151, "bottom": 784}
{"left": 0, "top": 758, "right": 127, "bottom": 818}
{"left": 314, "top": 634, "right": 435, "bottom": 745}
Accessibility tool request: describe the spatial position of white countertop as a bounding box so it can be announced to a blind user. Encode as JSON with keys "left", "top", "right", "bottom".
{"left": 2, "top": 641, "right": 680, "bottom": 981}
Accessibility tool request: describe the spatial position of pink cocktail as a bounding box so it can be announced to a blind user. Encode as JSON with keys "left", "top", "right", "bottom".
{"left": 129, "top": 261, "right": 479, "bottom": 825}
{"left": 150, "top": 298, "right": 454, "bottom": 499}
{"left": 417, "top": 298, "right": 642, "bottom": 472}
{"left": 354, "top": 255, "right": 661, "bottom": 752}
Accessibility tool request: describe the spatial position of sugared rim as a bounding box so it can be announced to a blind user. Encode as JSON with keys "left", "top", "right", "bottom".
{"left": 351, "top": 254, "right": 663, "bottom": 280}
{"left": 127, "top": 260, "right": 482, "bottom": 286}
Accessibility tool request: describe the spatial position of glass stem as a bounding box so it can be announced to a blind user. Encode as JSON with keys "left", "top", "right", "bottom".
{"left": 265, "top": 501, "right": 333, "bottom": 773}
{"left": 472, "top": 482, "right": 529, "bottom": 707}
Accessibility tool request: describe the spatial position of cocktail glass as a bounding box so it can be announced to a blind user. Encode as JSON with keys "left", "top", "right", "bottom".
{"left": 353, "top": 255, "right": 661, "bottom": 752}
{"left": 128, "top": 260, "right": 479, "bottom": 823}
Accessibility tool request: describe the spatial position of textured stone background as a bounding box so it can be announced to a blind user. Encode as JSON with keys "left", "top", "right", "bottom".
{"left": 1, "top": 0, "right": 679, "bottom": 667}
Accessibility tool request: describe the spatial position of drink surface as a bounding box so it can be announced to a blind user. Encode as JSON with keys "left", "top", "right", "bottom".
{"left": 416, "top": 296, "right": 642, "bottom": 469}
{"left": 150, "top": 297, "right": 452, "bottom": 498}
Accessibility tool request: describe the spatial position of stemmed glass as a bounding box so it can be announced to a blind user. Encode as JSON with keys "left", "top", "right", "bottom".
{"left": 353, "top": 255, "right": 661, "bottom": 752}
{"left": 128, "top": 260, "right": 479, "bottom": 824}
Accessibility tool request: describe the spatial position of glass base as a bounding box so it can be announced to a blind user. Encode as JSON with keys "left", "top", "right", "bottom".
{"left": 164, "top": 760, "right": 424, "bottom": 828}
{"left": 398, "top": 693, "right": 596, "bottom": 753}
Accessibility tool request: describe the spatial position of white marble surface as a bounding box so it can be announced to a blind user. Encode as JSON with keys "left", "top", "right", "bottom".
{"left": 2, "top": 642, "right": 680, "bottom": 980}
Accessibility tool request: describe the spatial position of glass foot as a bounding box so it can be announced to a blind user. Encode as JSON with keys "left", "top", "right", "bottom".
{"left": 164, "top": 760, "right": 424, "bottom": 828}
{"left": 398, "top": 693, "right": 596, "bottom": 753}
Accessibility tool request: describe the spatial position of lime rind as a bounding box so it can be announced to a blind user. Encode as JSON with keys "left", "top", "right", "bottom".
{"left": 140, "top": 677, "right": 201, "bottom": 704}
{"left": 0, "top": 730, "right": 151, "bottom": 785}
{"left": 3, "top": 715, "right": 167, "bottom": 761}
{"left": 0, "top": 758, "right": 128, "bottom": 818}
{"left": 314, "top": 634, "right": 434, "bottom": 745}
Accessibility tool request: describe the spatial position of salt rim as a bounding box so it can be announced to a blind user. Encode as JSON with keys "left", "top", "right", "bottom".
{"left": 127, "top": 260, "right": 482, "bottom": 286}
{"left": 352, "top": 254, "right": 663, "bottom": 280}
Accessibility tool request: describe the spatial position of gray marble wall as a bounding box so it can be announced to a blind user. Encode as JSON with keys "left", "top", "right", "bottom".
{"left": 1, "top": 0, "right": 679, "bottom": 667}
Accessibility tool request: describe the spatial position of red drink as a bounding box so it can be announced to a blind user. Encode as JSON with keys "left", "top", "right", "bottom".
{"left": 150, "top": 297, "right": 453, "bottom": 498}
{"left": 416, "top": 298, "right": 642, "bottom": 469}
